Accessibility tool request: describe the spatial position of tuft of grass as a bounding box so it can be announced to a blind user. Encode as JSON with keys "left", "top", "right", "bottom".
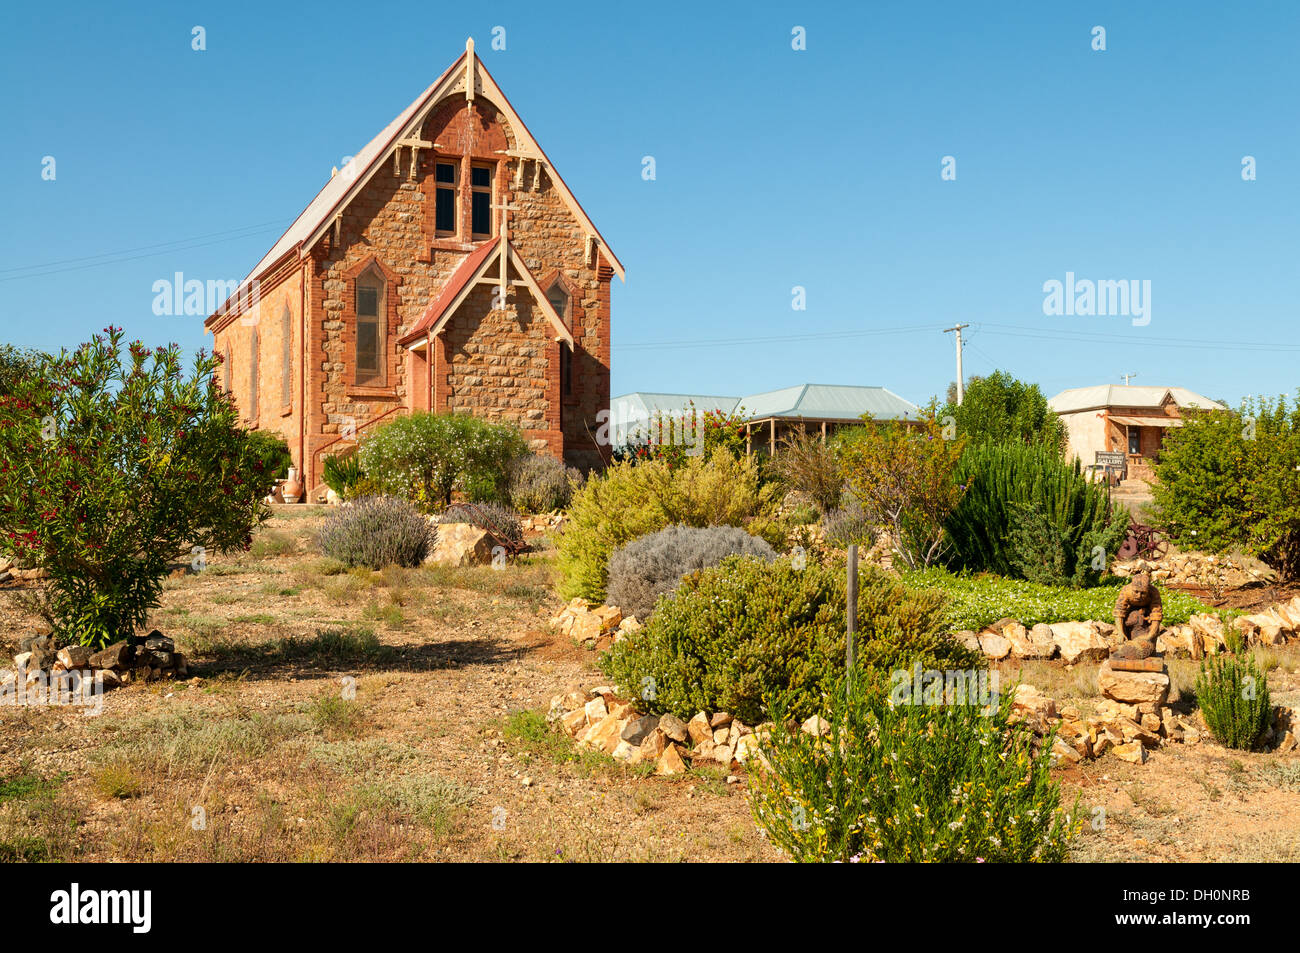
{"left": 307, "top": 695, "right": 364, "bottom": 738}
{"left": 231, "top": 613, "right": 279, "bottom": 626}
{"left": 249, "top": 531, "right": 297, "bottom": 559}
{"left": 93, "top": 760, "right": 144, "bottom": 800}
{"left": 0, "top": 768, "right": 65, "bottom": 805}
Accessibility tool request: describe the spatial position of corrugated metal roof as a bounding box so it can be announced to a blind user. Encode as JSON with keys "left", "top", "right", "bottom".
{"left": 609, "top": 383, "right": 920, "bottom": 445}
{"left": 1048, "top": 384, "right": 1226, "bottom": 414}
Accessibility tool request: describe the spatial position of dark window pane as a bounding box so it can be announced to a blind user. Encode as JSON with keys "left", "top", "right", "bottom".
{"left": 435, "top": 163, "right": 456, "bottom": 184}
{"left": 436, "top": 188, "right": 455, "bottom": 232}
{"left": 471, "top": 191, "right": 490, "bottom": 235}
{"left": 471, "top": 166, "right": 491, "bottom": 187}
{"left": 357, "top": 319, "right": 378, "bottom": 371}
{"left": 548, "top": 288, "right": 567, "bottom": 317}
{"left": 357, "top": 286, "right": 379, "bottom": 317}
{"left": 560, "top": 347, "right": 572, "bottom": 396}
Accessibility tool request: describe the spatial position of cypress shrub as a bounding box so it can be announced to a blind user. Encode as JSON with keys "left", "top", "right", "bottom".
{"left": 942, "top": 441, "right": 1129, "bottom": 586}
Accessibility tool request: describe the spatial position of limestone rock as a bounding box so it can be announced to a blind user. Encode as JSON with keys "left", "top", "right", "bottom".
{"left": 425, "top": 523, "right": 494, "bottom": 567}
{"left": 659, "top": 713, "right": 689, "bottom": 744}
{"left": 1113, "top": 741, "right": 1147, "bottom": 764}
{"left": 978, "top": 632, "right": 1011, "bottom": 660}
{"left": 620, "top": 714, "right": 659, "bottom": 746}
{"left": 1005, "top": 622, "right": 1054, "bottom": 659}
{"left": 1098, "top": 659, "right": 1170, "bottom": 706}
{"left": 639, "top": 728, "right": 668, "bottom": 761}
{"left": 687, "top": 712, "right": 713, "bottom": 746}
{"left": 801, "top": 715, "right": 830, "bottom": 737}
{"left": 656, "top": 744, "right": 687, "bottom": 776}
{"left": 1050, "top": 622, "right": 1110, "bottom": 664}
{"left": 56, "top": 645, "right": 92, "bottom": 669}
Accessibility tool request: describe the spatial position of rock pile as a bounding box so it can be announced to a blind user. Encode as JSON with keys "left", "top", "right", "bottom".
{"left": 520, "top": 513, "right": 566, "bottom": 535}
{"left": 549, "top": 600, "right": 641, "bottom": 651}
{"left": 548, "top": 685, "right": 770, "bottom": 776}
{"left": 1013, "top": 661, "right": 1298, "bottom": 766}
{"left": 4, "top": 630, "right": 187, "bottom": 696}
{"left": 1113, "top": 553, "right": 1269, "bottom": 588}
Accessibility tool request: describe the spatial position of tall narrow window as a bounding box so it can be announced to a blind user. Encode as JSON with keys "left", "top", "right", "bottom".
{"left": 559, "top": 346, "right": 573, "bottom": 397}
{"left": 471, "top": 164, "right": 493, "bottom": 238}
{"left": 356, "top": 270, "right": 385, "bottom": 386}
{"left": 280, "top": 304, "right": 292, "bottom": 409}
{"left": 222, "top": 344, "right": 232, "bottom": 393}
{"left": 248, "top": 330, "right": 259, "bottom": 421}
{"left": 434, "top": 161, "right": 457, "bottom": 236}
{"left": 1127, "top": 425, "right": 1141, "bottom": 456}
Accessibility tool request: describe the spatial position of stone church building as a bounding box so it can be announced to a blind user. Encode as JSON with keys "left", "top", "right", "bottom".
{"left": 204, "top": 40, "right": 623, "bottom": 495}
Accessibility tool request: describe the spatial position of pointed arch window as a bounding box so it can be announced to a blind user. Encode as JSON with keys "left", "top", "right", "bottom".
{"left": 222, "top": 344, "right": 232, "bottom": 394}
{"left": 355, "top": 268, "right": 386, "bottom": 386}
{"left": 547, "top": 283, "right": 573, "bottom": 398}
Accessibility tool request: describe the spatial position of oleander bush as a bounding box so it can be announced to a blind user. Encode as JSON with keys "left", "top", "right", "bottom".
{"left": 0, "top": 328, "right": 267, "bottom": 647}
{"left": 358, "top": 411, "right": 528, "bottom": 510}
{"left": 556, "top": 450, "right": 778, "bottom": 602}
{"left": 317, "top": 495, "right": 431, "bottom": 569}
{"left": 1195, "top": 654, "right": 1272, "bottom": 750}
{"left": 439, "top": 502, "right": 526, "bottom": 555}
{"left": 601, "top": 556, "right": 980, "bottom": 724}
{"left": 509, "top": 453, "right": 583, "bottom": 513}
{"left": 749, "top": 676, "right": 1080, "bottom": 863}
{"left": 245, "top": 431, "right": 293, "bottom": 495}
{"left": 605, "top": 524, "right": 776, "bottom": 622}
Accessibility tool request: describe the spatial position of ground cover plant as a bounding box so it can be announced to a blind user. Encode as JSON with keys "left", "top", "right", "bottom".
{"left": 904, "top": 566, "right": 1217, "bottom": 631}
{"left": 0, "top": 327, "right": 267, "bottom": 647}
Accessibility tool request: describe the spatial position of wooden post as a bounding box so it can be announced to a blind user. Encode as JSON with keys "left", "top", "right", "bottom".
{"left": 846, "top": 543, "right": 858, "bottom": 695}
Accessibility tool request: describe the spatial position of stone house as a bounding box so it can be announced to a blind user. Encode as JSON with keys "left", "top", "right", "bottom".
{"left": 1047, "top": 384, "right": 1226, "bottom": 485}
{"left": 204, "top": 39, "right": 624, "bottom": 495}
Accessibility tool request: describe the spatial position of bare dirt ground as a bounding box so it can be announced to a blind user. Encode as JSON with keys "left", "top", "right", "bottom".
{"left": 2, "top": 508, "right": 1297, "bottom": 863}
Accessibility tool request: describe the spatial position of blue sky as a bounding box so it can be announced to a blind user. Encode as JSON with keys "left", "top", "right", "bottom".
{"left": 2, "top": 0, "right": 1297, "bottom": 408}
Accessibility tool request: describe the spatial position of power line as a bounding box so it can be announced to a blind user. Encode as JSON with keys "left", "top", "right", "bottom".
{"left": 0, "top": 221, "right": 291, "bottom": 282}
{"left": 618, "top": 324, "right": 940, "bottom": 352}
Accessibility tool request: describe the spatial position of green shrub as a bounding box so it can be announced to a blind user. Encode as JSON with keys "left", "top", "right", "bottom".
{"left": 606, "top": 524, "right": 775, "bottom": 622}
{"left": 770, "top": 429, "right": 844, "bottom": 514}
{"left": 748, "top": 676, "right": 1079, "bottom": 862}
{"left": 0, "top": 327, "right": 268, "bottom": 647}
{"left": 322, "top": 453, "right": 365, "bottom": 499}
{"left": 618, "top": 401, "right": 750, "bottom": 466}
{"left": 1195, "top": 654, "right": 1272, "bottom": 750}
{"left": 245, "top": 430, "right": 293, "bottom": 494}
{"left": 556, "top": 450, "right": 778, "bottom": 602}
{"left": 601, "top": 556, "right": 980, "bottom": 724}
{"left": 317, "top": 496, "right": 431, "bottom": 569}
{"left": 836, "top": 414, "right": 967, "bottom": 570}
{"left": 357, "top": 411, "right": 528, "bottom": 510}
{"left": 904, "top": 566, "right": 1214, "bottom": 630}
{"left": 1155, "top": 397, "right": 1300, "bottom": 581}
{"left": 943, "top": 441, "right": 1129, "bottom": 586}
{"left": 439, "top": 502, "right": 526, "bottom": 555}
{"left": 939, "top": 370, "right": 1067, "bottom": 453}
{"left": 509, "top": 453, "right": 583, "bottom": 513}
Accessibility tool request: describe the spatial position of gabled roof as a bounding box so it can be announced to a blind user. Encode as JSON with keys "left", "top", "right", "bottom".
{"left": 1047, "top": 385, "right": 1226, "bottom": 414}
{"left": 397, "top": 237, "right": 573, "bottom": 348}
{"left": 207, "top": 39, "right": 623, "bottom": 328}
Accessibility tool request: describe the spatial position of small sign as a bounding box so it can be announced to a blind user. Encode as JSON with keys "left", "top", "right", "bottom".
{"left": 1095, "top": 451, "right": 1126, "bottom": 468}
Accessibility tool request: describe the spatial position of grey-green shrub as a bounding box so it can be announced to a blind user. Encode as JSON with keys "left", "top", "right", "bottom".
{"left": 605, "top": 524, "right": 776, "bottom": 622}
{"left": 317, "top": 496, "right": 431, "bottom": 569}
{"left": 509, "top": 453, "right": 584, "bottom": 513}
{"left": 822, "top": 497, "right": 874, "bottom": 549}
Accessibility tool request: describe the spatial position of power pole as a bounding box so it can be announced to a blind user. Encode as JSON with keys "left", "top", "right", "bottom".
{"left": 1121, "top": 372, "right": 1138, "bottom": 386}
{"left": 944, "top": 324, "right": 969, "bottom": 405}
